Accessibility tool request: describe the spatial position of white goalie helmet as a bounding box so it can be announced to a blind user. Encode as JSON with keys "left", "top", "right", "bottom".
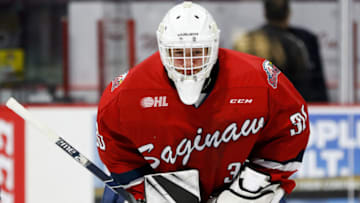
{"left": 157, "top": 1, "right": 220, "bottom": 105}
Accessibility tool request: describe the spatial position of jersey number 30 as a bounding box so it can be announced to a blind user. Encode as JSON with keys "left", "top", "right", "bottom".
{"left": 96, "top": 123, "right": 106, "bottom": 151}
{"left": 224, "top": 162, "right": 242, "bottom": 183}
{"left": 290, "top": 105, "right": 307, "bottom": 136}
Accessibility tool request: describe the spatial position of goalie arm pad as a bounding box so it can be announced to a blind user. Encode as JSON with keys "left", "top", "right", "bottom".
{"left": 209, "top": 165, "right": 284, "bottom": 203}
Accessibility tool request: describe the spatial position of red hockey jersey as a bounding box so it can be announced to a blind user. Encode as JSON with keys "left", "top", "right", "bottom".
{"left": 97, "top": 48, "right": 310, "bottom": 201}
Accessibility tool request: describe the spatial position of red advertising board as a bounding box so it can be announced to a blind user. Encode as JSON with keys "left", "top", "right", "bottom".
{"left": 0, "top": 106, "right": 25, "bottom": 203}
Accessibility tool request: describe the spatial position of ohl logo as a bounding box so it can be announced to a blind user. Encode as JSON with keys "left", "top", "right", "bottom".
{"left": 141, "top": 96, "right": 168, "bottom": 108}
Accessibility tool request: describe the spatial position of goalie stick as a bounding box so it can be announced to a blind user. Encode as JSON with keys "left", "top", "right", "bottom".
{"left": 6, "top": 97, "right": 137, "bottom": 203}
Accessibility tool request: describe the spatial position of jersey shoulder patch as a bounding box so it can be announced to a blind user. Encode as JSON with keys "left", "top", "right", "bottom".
{"left": 111, "top": 72, "right": 128, "bottom": 92}
{"left": 262, "top": 60, "right": 281, "bottom": 89}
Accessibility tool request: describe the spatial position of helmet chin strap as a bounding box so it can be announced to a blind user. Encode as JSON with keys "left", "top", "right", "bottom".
{"left": 174, "top": 79, "right": 206, "bottom": 105}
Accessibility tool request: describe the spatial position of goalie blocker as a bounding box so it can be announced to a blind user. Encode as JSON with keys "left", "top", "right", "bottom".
{"left": 208, "top": 164, "right": 285, "bottom": 203}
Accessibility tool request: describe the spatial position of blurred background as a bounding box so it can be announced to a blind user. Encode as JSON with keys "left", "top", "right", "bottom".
{"left": 0, "top": 0, "right": 359, "bottom": 203}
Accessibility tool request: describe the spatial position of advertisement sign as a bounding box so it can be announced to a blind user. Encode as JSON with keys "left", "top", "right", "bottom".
{"left": 0, "top": 106, "right": 25, "bottom": 203}
{"left": 297, "top": 107, "right": 360, "bottom": 178}
{"left": 0, "top": 49, "right": 24, "bottom": 82}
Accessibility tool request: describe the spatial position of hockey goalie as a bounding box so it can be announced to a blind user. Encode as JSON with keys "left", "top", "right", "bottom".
{"left": 96, "top": 1, "right": 310, "bottom": 203}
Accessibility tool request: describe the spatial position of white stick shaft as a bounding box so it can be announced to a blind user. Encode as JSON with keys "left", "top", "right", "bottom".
{"left": 6, "top": 97, "right": 59, "bottom": 143}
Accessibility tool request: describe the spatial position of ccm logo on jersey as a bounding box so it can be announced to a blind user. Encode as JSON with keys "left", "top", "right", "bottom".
{"left": 229, "top": 98, "right": 253, "bottom": 104}
{"left": 141, "top": 96, "right": 169, "bottom": 108}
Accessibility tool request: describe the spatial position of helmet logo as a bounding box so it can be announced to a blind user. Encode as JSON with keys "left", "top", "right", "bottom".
{"left": 176, "top": 33, "right": 198, "bottom": 41}
{"left": 177, "top": 32, "right": 199, "bottom": 37}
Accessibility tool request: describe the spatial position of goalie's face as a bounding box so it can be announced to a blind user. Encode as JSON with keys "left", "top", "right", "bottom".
{"left": 168, "top": 47, "right": 209, "bottom": 76}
